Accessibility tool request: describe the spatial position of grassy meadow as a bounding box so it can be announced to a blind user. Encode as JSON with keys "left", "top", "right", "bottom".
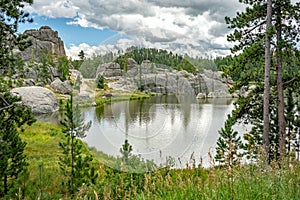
{"left": 13, "top": 122, "right": 300, "bottom": 199}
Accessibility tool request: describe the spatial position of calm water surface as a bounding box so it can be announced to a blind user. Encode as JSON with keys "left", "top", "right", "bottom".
{"left": 80, "top": 95, "right": 235, "bottom": 167}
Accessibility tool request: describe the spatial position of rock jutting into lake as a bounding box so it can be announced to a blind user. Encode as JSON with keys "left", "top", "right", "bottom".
{"left": 96, "top": 59, "right": 233, "bottom": 98}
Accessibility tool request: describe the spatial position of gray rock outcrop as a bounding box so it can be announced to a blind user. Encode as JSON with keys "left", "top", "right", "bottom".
{"left": 106, "top": 59, "right": 232, "bottom": 98}
{"left": 16, "top": 26, "right": 66, "bottom": 62}
{"left": 128, "top": 58, "right": 138, "bottom": 70}
{"left": 11, "top": 86, "right": 59, "bottom": 114}
{"left": 96, "top": 62, "right": 122, "bottom": 78}
{"left": 50, "top": 78, "right": 72, "bottom": 94}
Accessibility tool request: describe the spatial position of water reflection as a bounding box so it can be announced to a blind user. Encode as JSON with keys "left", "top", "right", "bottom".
{"left": 82, "top": 95, "right": 234, "bottom": 168}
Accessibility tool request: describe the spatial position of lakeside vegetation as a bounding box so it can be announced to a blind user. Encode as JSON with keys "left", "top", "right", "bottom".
{"left": 1, "top": 0, "right": 300, "bottom": 199}
{"left": 15, "top": 122, "right": 300, "bottom": 199}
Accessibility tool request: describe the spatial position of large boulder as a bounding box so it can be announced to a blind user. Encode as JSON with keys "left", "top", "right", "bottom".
{"left": 16, "top": 26, "right": 66, "bottom": 62}
{"left": 11, "top": 86, "right": 59, "bottom": 114}
{"left": 96, "top": 62, "right": 122, "bottom": 78}
{"left": 50, "top": 78, "right": 72, "bottom": 94}
{"left": 127, "top": 58, "right": 138, "bottom": 70}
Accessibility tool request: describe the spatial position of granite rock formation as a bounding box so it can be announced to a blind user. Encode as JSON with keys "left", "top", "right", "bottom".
{"left": 11, "top": 86, "right": 59, "bottom": 114}
{"left": 16, "top": 26, "right": 66, "bottom": 62}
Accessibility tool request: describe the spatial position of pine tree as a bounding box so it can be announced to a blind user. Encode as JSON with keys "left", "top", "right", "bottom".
{"left": 59, "top": 94, "right": 95, "bottom": 194}
{"left": 272, "top": 0, "right": 300, "bottom": 159}
{"left": 224, "top": 0, "right": 300, "bottom": 163}
{"left": 37, "top": 49, "right": 54, "bottom": 84}
{"left": 0, "top": 83, "right": 35, "bottom": 197}
{"left": 120, "top": 139, "right": 133, "bottom": 166}
{"left": 215, "top": 115, "right": 242, "bottom": 167}
{"left": 0, "top": 0, "right": 35, "bottom": 197}
{"left": 96, "top": 74, "right": 105, "bottom": 89}
{"left": 57, "top": 56, "right": 70, "bottom": 81}
{"left": 78, "top": 50, "right": 85, "bottom": 60}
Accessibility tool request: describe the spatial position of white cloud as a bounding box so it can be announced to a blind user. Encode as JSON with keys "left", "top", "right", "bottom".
{"left": 26, "top": 0, "right": 246, "bottom": 58}
{"left": 25, "top": 0, "right": 79, "bottom": 18}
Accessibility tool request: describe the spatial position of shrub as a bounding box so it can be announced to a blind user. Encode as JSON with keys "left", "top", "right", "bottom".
{"left": 96, "top": 75, "right": 105, "bottom": 89}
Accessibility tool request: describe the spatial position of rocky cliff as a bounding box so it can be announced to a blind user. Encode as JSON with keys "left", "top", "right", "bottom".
{"left": 96, "top": 59, "right": 232, "bottom": 98}
{"left": 16, "top": 26, "right": 66, "bottom": 61}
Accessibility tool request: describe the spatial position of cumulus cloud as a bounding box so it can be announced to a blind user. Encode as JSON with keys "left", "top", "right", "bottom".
{"left": 26, "top": 0, "right": 246, "bottom": 58}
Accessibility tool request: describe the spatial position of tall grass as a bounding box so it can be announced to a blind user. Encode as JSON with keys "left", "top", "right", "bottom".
{"left": 13, "top": 122, "right": 300, "bottom": 199}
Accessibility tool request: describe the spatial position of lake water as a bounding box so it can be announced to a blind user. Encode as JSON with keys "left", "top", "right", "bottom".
{"left": 79, "top": 95, "right": 235, "bottom": 168}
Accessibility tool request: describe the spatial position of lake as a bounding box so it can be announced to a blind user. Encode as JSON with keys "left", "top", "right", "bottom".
{"left": 79, "top": 95, "right": 235, "bottom": 168}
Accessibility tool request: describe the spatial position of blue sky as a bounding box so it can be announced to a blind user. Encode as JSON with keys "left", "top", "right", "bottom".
{"left": 18, "top": 14, "right": 118, "bottom": 48}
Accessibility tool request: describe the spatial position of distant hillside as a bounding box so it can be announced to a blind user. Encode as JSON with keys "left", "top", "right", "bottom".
{"left": 114, "top": 47, "right": 197, "bottom": 74}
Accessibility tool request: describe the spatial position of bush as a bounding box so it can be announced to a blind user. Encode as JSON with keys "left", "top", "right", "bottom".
{"left": 96, "top": 75, "right": 105, "bottom": 89}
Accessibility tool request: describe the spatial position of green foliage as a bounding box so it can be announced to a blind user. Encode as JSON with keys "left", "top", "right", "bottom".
{"left": 185, "top": 55, "right": 219, "bottom": 72}
{"left": 214, "top": 55, "right": 233, "bottom": 71}
{"left": 71, "top": 59, "right": 83, "bottom": 70}
{"left": 79, "top": 57, "right": 101, "bottom": 78}
{"left": 0, "top": 81, "right": 35, "bottom": 197}
{"left": 57, "top": 56, "right": 70, "bottom": 81}
{"left": 220, "top": 0, "right": 300, "bottom": 164}
{"left": 59, "top": 94, "right": 95, "bottom": 194}
{"left": 115, "top": 52, "right": 130, "bottom": 71}
{"left": 78, "top": 52, "right": 116, "bottom": 78}
{"left": 96, "top": 74, "right": 105, "bottom": 89}
{"left": 37, "top": 49, "right": 54, "bottom": 83}
{"left": 215, "top": 115, "right": 242, "bottom": 167}
{"left": 115, "top": 47, "right": 197, "bottom": 74}
{"left": 120, "top": 139, "right": 133, "bottom": 166}
{"left": 78, "top": 50, "right": 85, "bottom": 60}
{"left": 0, "top": 0, "right": 33, "bottom": 75}
{"left": 74, "top": 75, "right": 82, "bottom": 91}
{"left": 219, "top": 48, "right": 300, "bottom": 164}
{"left": 112, "top": 140, "right": 156, "bottom": 173}
{"left": 9, "top": 121, "right": 300, "bottom": 199}
{"left": 224, "top": 42, "right": 265, "bottom": 92}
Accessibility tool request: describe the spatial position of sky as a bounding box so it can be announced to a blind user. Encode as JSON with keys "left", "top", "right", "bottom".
{"left": 17, "top": 1, "right": 258, "bottom": 59}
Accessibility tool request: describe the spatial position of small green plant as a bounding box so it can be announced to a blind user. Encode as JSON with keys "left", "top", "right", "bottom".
{"left": 215, "top": 114, "right": 242, "bottom": 167}
{"left": 57, "top": 56, "right": 70, "bottom": 81}
{"left": 96, "top": 74, "right": 105, "bottom": 89}
{"left": 120, "top": 139, "right": 133, "bottom": 167}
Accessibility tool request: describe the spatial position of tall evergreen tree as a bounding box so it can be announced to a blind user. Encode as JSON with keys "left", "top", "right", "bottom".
{"left": 272, "top": 0, "right": 300, "bottom": 159}
{"left": 0, "top": 82, "right": 35, "bottom": 197}
{"left": 0, "top": 0, "right": 35, "bottom": 197}
{"left": 59, "top": 94, "right": 95, "bottom": 194}
{"left": 222, "top": 0, "right": 300, "bottom": 163}
{"left": 263, "top": 0, "right": 272, "bottom": 162}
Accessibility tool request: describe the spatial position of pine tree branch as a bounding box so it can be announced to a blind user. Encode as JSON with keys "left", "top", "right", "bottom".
{"left": 0, "top": 104, "right": 14, "bottom": 112}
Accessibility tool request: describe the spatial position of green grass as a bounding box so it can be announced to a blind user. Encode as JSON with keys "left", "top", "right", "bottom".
{"left": 95, "top": 91, "right": 154, "bottom": 105}
{"left": 20, "top": 122, "right": 64, "bottom": 170}
{"left": 15, "top": 122, "right": 300, "bottom": 199}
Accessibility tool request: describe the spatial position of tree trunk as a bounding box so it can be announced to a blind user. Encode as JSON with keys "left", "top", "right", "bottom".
{"left": 263, "top": 0, "right": 272, "bottom": 163}
{"left": 71, "top": 136, "right": 74, "bottom": 194}
{"left": 276, "top": 5, "right": 286, "bottom": 160}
